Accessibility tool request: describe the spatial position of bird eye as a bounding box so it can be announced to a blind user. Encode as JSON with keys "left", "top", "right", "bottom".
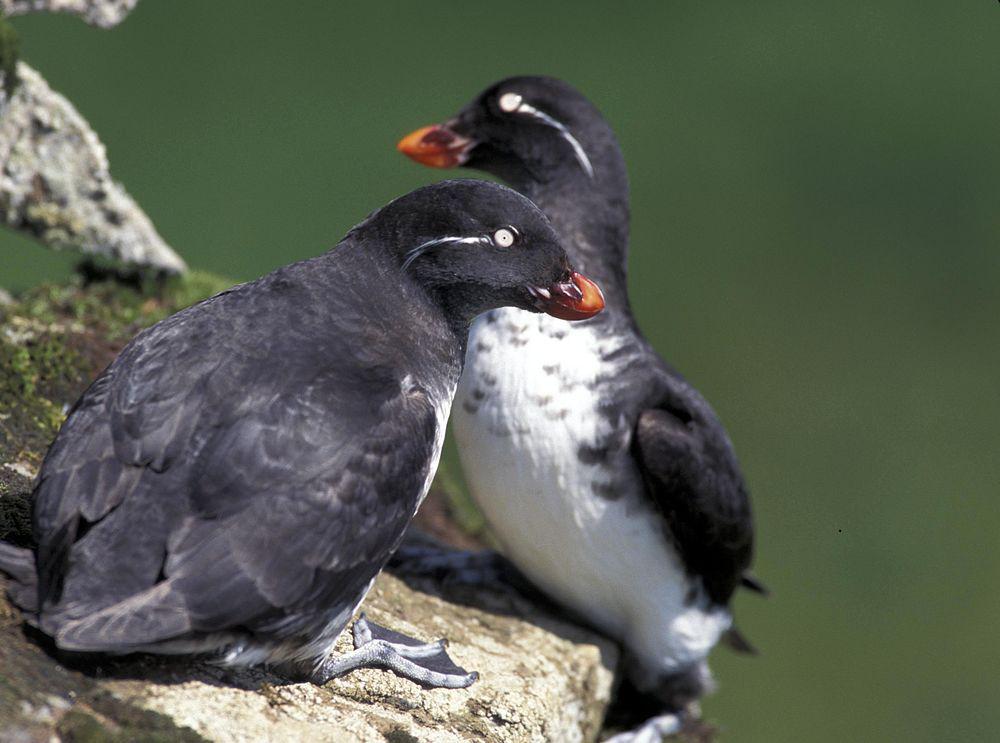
{"left": 498, "top": 92, "right": 523, "bottom": 113}
{"left": 493, "top": 228, "right": 516, "bottom": 248}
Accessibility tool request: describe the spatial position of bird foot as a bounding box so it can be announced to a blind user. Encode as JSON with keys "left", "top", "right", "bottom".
{"left": 312, "top": 613, "right": 478, "bottom": 689}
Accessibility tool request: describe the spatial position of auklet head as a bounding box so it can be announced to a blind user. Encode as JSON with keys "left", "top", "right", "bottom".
{"left": 358, "top": 179, "right": 604, "bottom": 323}
{"left": 397, "top": 76, "right": 624, "bottom": 192}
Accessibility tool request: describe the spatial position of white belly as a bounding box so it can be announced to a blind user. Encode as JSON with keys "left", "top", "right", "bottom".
{"left": 453, "top": 309, "right": 729, "bottom": 673}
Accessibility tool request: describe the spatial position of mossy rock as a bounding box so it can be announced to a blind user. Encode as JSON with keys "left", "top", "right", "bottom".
{"left": 0, "top": 265, "right": 232, "bottom": 475}
{"left": 0, "top": 265, "right": 232, "bottom": 739}
{"left": 0, "top": 267, "right": 233, "bottom": 550}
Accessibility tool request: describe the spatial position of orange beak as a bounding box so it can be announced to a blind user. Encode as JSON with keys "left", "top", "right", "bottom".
{"left": 531, "top": 272, "right": 605, "bottom": 321}
{"left": 397, "top": 124, "right": 475, "bottom": 169}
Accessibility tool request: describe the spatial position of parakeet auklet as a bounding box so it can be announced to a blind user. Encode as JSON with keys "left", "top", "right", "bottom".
{"left": 0, "top": 179, "right": 604, "bottom": 690}
{"left": 399, "top": 77, "right": 763, "bottom": 736}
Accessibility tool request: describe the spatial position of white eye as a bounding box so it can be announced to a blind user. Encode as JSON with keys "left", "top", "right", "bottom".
{"left": 499, "top": 92, "right": 523, "bottom": 113}
{"left": 493, "top": 228, "right": 515, "bottom": 248}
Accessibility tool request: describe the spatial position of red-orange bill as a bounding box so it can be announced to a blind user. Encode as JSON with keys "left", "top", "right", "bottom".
{"left": 397, "top": 124, "right": 474, "bottom": 168}
{"left": 531, "top": 272, "right": 605, "bottom": 321}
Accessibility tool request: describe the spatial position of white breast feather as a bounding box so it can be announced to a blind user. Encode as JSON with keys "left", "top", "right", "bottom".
{"left": 453, "top": 309, "right": 730, "bottom": 674}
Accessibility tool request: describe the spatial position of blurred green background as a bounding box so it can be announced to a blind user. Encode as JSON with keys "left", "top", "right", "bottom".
{"left": 3, "top": 2, "right": 998, "bottom": 740}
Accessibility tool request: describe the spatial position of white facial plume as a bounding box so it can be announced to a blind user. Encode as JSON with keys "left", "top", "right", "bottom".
{"left": 402, "top": 226, "right": 520, "bottom": 271}
{"left": 498, "top": 92, "right": 595, "bottom": 179}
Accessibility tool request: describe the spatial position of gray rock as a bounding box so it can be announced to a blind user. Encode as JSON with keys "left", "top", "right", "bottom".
{"left": 0, "top": 62, "right": 187, "bottom": 273}
{"left": 0, "top": 550, "right": 618, "bottom": 742}
{"left": 106, "top": 573, "right": 617, "bottom": 742}
{"left": 0, "top": 0, "right": 139, "bottom": 29}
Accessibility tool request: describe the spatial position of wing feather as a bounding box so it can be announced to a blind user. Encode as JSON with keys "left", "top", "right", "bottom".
{"left": 30, "top": 278, "right": 444, "bottom": 651}
{"left": 633, "top": 379, "right": 755, "bottom": 606}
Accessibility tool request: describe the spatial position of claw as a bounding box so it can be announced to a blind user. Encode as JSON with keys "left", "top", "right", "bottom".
{"left": 312, "top": 616, "right": 478, "bottom": 690}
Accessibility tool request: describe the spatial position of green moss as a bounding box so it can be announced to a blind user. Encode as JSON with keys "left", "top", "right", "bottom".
{"left": 0, "top": 485, "right": 31, "bottom": 547}
{"left": 11, "top": 267, "right": 232, "bottom": 342}
{"left": 7, "top": 345, "right": 34, "bottom": 396}
{"left": 0, "top": 15, "right": 18, "bottom": 99}
{"left": 0, "top": 269, "right": 234, "bottom": 474}
{"left": 162, "top": 270, "right": 235, "bottom": 313}
{"left": 0, "top": 269, "right": 234, "bottom": 738}
{"left": 0, "top": 343, "right": 64, "bottom": 469}
{"left": 54, "top": 711, "right": 109, "bottom": 743}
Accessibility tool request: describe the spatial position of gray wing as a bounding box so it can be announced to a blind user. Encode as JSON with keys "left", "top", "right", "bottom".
{"left": 32, "top": 290, "right": 438, "bottom": 651}
{"left": 33, "top": 295, "right": 244, "bottom": 608}
{"left": 158, "top": 369, "right": 439, "bottom": 641}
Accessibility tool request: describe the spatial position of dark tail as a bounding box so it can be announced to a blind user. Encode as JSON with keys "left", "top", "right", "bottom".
{"left": 741, "top": 571, "right": 770, "bottom": 597}
{"left": 724, "top": 571, "right": 768, "bottom": 655}
{"left": 0, "top": 542, "right": 39, "bottom": 614}
{"left": 722, "top": 625, "right": 758, "bottom": 655}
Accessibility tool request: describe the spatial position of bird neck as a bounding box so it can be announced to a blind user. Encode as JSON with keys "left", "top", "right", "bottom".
{"left": 339, "top": 226, "right": 518, "bottom": 361}
{"left": 520, "top": 162, "right": 632, "bottom": 315}
{"left": 316, "top": 239, "right": 467, "bottom": 380}
{"left": 425, "top": 284, "right": 504, "bottom": 355}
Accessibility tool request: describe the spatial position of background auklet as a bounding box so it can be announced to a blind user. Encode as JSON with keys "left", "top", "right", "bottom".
{"left": 399, "top": 77, "right": 762, "bottom": 737}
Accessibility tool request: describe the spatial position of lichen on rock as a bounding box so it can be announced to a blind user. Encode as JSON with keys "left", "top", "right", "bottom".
{"left": 0, "top": 61, "right": 187, "bottom": 274}
{"left": 0, "top": 0, "right": 140, "bottom": 29}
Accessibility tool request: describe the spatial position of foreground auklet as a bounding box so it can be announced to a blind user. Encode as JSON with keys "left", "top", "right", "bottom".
{"left": 0, "top": 179, "right": 604, "bottom": 690}
{"left": 399, "top": 77, "right": 763, "bottom": 736}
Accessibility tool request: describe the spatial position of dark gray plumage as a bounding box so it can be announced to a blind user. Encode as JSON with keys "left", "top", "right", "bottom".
{"left": 0, "top": 179, "right": 602, "bottom": 687}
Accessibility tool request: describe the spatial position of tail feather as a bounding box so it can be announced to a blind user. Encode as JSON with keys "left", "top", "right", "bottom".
{"left": 741, "top": 572, "right": 770, "bottom": 597}
{"left": 3, "top": 542, "right": 194, "bottom": 651}
{"left": 0, "top": 542, "right": 35, "bottom": 584}
{"left": 722, "top": 625, "right": 759, "bottom": 655}
{"left": 0, "top": 541, "right": 39, "bottom": 614}
{"left": 52, "top": 581, "right": 192, "bottom": 652}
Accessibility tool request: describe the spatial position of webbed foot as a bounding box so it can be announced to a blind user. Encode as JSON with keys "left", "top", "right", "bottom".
{"left": 312, "top": 614, "right": 478, "bottom": 689}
